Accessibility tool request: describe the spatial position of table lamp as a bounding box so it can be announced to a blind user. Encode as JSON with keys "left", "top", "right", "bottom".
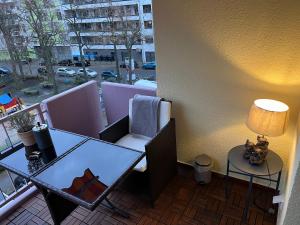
{"left": 244, "top": 99, "right": 289, "bottom": 165}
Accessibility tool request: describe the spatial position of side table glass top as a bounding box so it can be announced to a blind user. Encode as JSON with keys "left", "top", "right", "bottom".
{"left": 32, "top": 139, "right": 145, "bottom": 209}
{"left": 228, "top": 145, "right": 283, "bottom": 176}
{"left": 0, "top": 129, "right": 87, "bottom": 178}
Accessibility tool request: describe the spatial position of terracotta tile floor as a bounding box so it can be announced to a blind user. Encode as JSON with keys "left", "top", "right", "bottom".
{"left": 1, "top": 167, "right": 277, "bottom": 225}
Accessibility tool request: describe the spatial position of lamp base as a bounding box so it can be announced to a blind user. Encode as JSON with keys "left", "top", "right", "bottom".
{"left": 244, "top": 136, "right": 269, "bottom": 165}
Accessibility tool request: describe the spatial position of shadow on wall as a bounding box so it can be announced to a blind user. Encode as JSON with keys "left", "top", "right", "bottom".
{"left": 181, "top": 0, "right": 300, "bottom": 88}
{"left": 169, "top": 34, "right": 298, "bottom": 167}
{"left": 154, "top": 0, "right": 300, "bottom": 177}
{"left": 165, "top": 26, "right": 300, "bottom": 134}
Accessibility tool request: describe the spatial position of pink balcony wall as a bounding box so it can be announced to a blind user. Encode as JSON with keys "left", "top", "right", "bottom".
{"left": 101, "top": 82, "right": 157, "bottom": 125}
{"left": 42, "top": 81, "right": 104, "bottom": 138}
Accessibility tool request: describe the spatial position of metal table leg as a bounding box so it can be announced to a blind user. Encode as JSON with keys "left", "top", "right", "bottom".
{"left": 36, "top": 184, "right": 78, "bottom": 225}
{"left": 102, "top": 197, "right": 130, "bottom": 218}
{"left": 225, "top": 159, "right": 230, "bottom": 199}
{"left": 275, "top": 171, "right": 282, "bottom": 194}
{"left": 242, "top": 175, "right": 253, "bottom": 223}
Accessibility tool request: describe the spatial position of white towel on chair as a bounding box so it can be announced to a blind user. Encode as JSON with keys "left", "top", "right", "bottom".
{"left": 131, "top": 94, "right": 161, "bottom": 138}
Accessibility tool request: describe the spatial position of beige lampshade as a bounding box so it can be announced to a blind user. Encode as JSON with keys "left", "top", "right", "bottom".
{"left": 246, "top": 99, "right": 289, "bottom": 137}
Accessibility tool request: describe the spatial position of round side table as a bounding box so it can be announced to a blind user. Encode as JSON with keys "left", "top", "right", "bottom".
{"left": 225, "top": 145, "right": 283, "bottom": 223}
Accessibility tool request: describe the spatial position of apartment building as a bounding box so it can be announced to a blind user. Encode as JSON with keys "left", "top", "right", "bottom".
{"left": 0, "top": 0, "right": 28, "bottom": 61}
{"left": 60, "top": 0, "right": 155, "bottom": 63}
{"left": 0, "top": 0, "right": 72, "bottom": 62}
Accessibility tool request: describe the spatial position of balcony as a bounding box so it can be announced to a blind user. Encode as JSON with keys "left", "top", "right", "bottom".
{"left": 0, "top": 82, "right": 278, "bottom": 225}
{"left": 1, "top": 166, "right": 277, "bottom": 225}
{"left": 0, "top": 0, "right": 299, "bottom": 223}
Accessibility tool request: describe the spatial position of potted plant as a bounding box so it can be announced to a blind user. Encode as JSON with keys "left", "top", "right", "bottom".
{"left": 9, "top": 111, "right": 36, "bottom": 146}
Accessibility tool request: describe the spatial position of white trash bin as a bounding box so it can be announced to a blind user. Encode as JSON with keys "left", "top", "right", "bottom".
{"left": 194, "top": 154, "right": 213, "bottom": 184}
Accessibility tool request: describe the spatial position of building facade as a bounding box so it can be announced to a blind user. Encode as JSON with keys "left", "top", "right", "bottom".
{"left": 60, "top": 0, "right": 155, "bottom": 64}
{"left": 0, "top": 0, "right": 72, "bottom": 62}
{"left": 0, "top": 0, "right": 29, "bottom": 61}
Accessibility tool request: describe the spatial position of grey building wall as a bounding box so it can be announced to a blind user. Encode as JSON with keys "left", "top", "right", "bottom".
{"left": 34, "top": 46, "right": 72, "bottom": 62}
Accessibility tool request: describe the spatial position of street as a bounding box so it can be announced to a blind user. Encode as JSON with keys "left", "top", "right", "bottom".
{"left": 0, "top": 60, "right": 157, "bottom": 82}
{"left": 0, "top": 60, "right": 157, "bottom": 105}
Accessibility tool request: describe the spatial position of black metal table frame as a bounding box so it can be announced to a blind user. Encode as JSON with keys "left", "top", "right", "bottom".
{"left": 225, "top": 159, "right": 282, "bottom": 224}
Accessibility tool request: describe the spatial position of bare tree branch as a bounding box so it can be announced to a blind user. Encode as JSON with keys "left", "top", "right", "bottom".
{"left": 62, "top": 0, "right": 88, "bottom": 79}
{"left": 0, "top": 1, "right": 27, "bottom": 87}
{"left": 98, "top": 1, "right": 142, "bottom": 83}
{"left": 21, "top": 0, "right": 65, "bottom": 93}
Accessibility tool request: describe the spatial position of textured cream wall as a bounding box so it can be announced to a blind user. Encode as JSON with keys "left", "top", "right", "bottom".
{"left": 153, "top": 0, "right": 300, "bottom": 184}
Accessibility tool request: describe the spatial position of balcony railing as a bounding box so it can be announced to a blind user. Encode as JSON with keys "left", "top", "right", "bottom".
{"left": 0, "top": 103, "right": 45, "bottom": 208}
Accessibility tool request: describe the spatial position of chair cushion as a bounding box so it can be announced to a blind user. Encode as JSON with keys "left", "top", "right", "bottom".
{"left": 129, "top": 99, "right": 171, "bottom": 132}
{"left": 116, "top": 134, "right": 151, "bottom": 172}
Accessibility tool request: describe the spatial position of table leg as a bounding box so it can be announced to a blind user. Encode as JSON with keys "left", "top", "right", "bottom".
{"left": 103, "top": 197, "right": 130, "bottom": 218}
{"left": 36, "top": 185, "right": 78, "bottom": 225}
{"left": 242, "top": 175, "right": 253, "bottom": 223}
{"left": 225, "top": 159, "right": 230, "bottom": 199}
{"left": 275, "top": 171, "right": 282, "bottom": 194}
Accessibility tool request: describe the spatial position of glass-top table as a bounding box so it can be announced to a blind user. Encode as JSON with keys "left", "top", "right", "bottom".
{"left": 0, "top": 129, "right": 145, "bottom": 224}
{"left": 0, "top": 129, "right": 87, "bottom": 178}
{"left": 32, "top": 139, "right": 144, "bottom": 210}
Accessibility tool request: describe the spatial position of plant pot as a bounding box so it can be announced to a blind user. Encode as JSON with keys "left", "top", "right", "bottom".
{"left": 18, "top": 130, "right": 36, "bottom": 147}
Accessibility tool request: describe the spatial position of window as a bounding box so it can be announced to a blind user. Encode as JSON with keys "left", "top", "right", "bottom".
{"left": 143, "top": 5, "right": 152, "bottom": 14}
{"left": 144, "top": 21, "right": 153, "bottom": 29}
{"left": 145, "top": 36, "right": 154, "bottom": 44}
{"left": 125, "top": 5, "right": 139, "bottom": 16}
{"left": 146, "top": 52, "right": 156, "bottom": 62}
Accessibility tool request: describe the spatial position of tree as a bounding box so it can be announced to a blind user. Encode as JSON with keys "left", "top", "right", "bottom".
{"left": 0, "top": 1, "right": 25, "bottom": 88}
{"left": 63, "top": 0, "right": 88, "bottom": 80}
{"left": 21, "top": 0, "right": 64, "bottom": 93}
{"left": 119, "top": 14, "right": 142, "bottom": 84}
{"left": 102, "top": 1, "right": 121, "bottom": 81}
{"left": 101, "top": 2, "right": 142, "bottom": 84}
{"left": 20, "top": 41, "right": 34, "bottom": 76}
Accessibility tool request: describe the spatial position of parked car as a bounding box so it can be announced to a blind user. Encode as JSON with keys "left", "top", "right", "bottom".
{"left": 74, "top": 60, "right": 91, "bottom": 67}
{"left": 0, "top": 66, "right": 12, "bottom": 76}
{"left": 120, "top": 61, "right": 139, "bottom": 69}
{"left": 58, "top": 59, "right": 73, "bottom": 66}
{"left": 142, "top": 62, "right": 156, "bottom": 70}
{"left": 56, "top": 67, "right": 76, "bottom": 77}
{"left": 77, "top": 68, "right": 98, "bottom": 78}
{"left": 0, "top": 66, "right": 11, "bottom": 72}
{"left": 101, "top": 71, "right": 117, "bottom": 79}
